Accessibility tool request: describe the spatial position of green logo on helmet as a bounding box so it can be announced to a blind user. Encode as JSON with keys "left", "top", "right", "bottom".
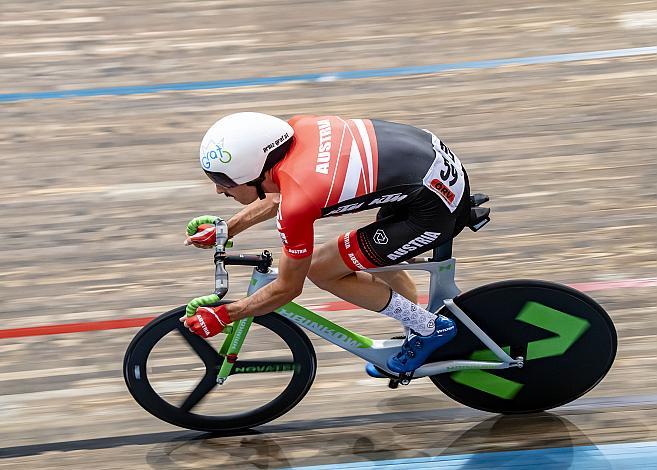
{"left": 210, "top": 145, "right": 231, "bottom": 163}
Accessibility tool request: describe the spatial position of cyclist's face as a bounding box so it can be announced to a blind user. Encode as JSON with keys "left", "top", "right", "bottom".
{"left": 215, "top": 183, "right": 258, "bottom": 205}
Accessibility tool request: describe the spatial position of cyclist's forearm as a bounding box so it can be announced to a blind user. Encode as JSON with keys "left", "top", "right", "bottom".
{"left": 226, "top": 279, "right": 300, "bottom": 321}
{"left": 227, "top": 193, "right": 279, "bottom": 237}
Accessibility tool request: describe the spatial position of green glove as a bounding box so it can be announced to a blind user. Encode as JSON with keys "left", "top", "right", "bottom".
{"left": 185, "top": 215, "right": 234, "bottom": 250}
{"left": 186, "top": 215, "right": 218, "bottom": 236}
{"left": 186, "top": 294, "right": 221, "bottom": 317}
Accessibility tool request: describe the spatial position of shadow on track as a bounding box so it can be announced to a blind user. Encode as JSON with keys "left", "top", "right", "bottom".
{"left": 438, "top": 413, "right": 601, "bottom": 468}
{"left": 140, "top": 413, "right": 619, "bottom": 469}
{"left": 1, "top": 409, "right": 649, "bottom": 468}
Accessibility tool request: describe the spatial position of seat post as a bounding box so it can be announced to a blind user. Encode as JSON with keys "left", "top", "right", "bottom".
{"left": 431, "top": 239, "right": 453, "bottom": 262}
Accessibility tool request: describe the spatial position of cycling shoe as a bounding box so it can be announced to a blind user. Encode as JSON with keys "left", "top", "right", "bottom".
{"left": 386, "top": 315, "right": 457, "bottom": 373}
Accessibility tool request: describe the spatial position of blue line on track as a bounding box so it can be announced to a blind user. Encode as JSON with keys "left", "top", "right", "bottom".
{"left": 286, "top": 440, "right": 657, "bottom": 469}
{"left": 1, "top": 46, "right": 656, "bottom": 103}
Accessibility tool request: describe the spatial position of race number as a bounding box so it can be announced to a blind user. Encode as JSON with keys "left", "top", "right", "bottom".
{"left": 422, "top": 131, "right": 465, "bottom": 212}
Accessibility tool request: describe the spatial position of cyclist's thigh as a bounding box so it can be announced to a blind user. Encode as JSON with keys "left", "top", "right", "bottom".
{"left": 341, "top": 189, "right": 467, "bottom": 269}
{"left": 362, "top": 216, "right": 455, "bottom": 267}
{"left": 308, "top": 236, "right": 357, "bottom": 281}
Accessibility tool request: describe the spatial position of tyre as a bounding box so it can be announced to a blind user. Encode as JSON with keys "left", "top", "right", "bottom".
{"left": 123, "top": 303, "right": 317, "bottom": 432}
{"left": 430, "top": 280, "right": 617, "bottom": 414}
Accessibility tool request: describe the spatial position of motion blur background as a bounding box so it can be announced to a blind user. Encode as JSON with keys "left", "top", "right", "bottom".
{"left": 1, "top": 1, "right": 656, "bottom": 468}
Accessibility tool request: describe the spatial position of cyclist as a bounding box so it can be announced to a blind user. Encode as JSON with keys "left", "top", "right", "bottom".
{"left": 181, "top": 112, "right": 471, "bottom": 374}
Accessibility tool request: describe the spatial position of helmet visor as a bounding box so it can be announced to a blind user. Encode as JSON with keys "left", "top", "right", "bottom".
{"left": 204, "top": 170, "right": 238, "bottom": 188}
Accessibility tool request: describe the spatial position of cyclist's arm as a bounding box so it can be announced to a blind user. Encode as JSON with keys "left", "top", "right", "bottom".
{"left": 224, "top": 253, "right": 311, "bottom": 320}
{"left": 227, "top": 193, "right": 279, "bottom": 238}
{"left": 227, "top": 182, "right": 317, "bottom": 320}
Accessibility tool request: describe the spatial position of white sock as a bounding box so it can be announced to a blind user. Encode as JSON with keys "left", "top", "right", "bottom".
{"left": 378, "top": 291, "right": 436, "bottom": 336}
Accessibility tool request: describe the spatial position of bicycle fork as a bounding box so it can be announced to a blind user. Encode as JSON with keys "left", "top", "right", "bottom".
{"left": 215, "top": 317, "right": 254, "bottom": 384}
{"left": 212, "top": 248, "right": 277, "bottom": 384}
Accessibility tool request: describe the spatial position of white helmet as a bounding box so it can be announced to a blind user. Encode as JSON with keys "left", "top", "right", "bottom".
{"left": 199, "top": 112, "right": 294, "bottom": 187}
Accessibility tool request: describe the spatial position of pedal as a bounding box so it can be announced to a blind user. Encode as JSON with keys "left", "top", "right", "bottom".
{"left": 398, "top": 371, "right": 414, "bottom": 386}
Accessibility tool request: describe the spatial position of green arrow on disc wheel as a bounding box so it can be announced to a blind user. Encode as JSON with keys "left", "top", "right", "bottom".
{"left": 451, "top": 301, "right": 591, "bottom": 399}
{"left": 517, "top": 301, "right": 590, "bottom": 360}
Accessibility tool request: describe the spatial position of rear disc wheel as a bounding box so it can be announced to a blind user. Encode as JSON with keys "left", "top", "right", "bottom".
{"left": 430, "top": 280, "right": 617, "bottom": 414}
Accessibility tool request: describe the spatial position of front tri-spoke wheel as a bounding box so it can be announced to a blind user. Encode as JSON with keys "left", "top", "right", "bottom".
{"left": 123, "top": 305, "right": 316, "bottom": 432}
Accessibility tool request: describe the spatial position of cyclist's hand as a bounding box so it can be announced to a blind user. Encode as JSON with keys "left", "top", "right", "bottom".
{"left": 184, "top": 223, "right": 216, "bottom": 249}
{"left": 179, "top": 305, "right": 231, "bottom": 338}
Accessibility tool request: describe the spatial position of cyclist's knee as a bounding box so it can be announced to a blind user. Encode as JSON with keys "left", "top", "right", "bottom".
{"left": 307, "top": 262, "right": 340, "bottom": 290}
{"left": 307, "top": 240, "right": 351, "bottom": 288}
{"left": 307, "top": 269, "right": 329, "bottom": 290}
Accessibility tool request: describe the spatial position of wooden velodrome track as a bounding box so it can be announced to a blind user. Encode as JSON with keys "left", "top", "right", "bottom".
{"left": 1, "top": 1, "right": 656, "bottom": 468}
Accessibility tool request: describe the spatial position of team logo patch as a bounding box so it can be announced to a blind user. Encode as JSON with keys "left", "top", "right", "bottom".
{"left": 373, "top": 229, "right": 389, "bottom": 245}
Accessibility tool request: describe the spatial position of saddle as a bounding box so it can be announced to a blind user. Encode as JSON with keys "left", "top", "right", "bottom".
{"left": 468, "top": 193, "right": 490, "bottom": 232}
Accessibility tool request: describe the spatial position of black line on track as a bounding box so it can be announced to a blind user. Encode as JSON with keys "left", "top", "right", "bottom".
{"left": 0, "top": 431, "right": 197, "bottom": 459}
{"left": 0, "top": 407, "right": 482, "bottom": 458}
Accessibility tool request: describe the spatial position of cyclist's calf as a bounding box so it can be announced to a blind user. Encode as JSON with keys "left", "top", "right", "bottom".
{"left": 372, "top": 270, "right": 418, "bottom": 304}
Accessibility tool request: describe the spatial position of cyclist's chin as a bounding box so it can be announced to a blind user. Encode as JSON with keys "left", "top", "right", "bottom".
{"left": 220, "top": 184, "right": 259, "bottom": 205}
{"left": 229, "top": 191, "right": 258, "bottom": 205}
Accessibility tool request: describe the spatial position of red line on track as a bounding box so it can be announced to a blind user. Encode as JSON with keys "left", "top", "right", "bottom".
{"left": 569, "top": 278, "right": 657, "bottom": 291}
{"left": 0, "top": 317, "right": 156, "bottom": 339}
{"left": 1, "top": 278, "right": 655, "bottom": 340}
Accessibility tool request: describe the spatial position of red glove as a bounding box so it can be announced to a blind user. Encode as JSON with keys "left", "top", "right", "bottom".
{"left": 189, "top": 223, "right": 216, "bottom": 246}
{"left": 186, "top": 305, "right": 231, "bottom": 338}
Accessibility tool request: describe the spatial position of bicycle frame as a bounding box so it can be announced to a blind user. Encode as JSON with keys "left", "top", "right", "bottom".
{"left": 214, "top": 252, "right": 523, "bottom": 383}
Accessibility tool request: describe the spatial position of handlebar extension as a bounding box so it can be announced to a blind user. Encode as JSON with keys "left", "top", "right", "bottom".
{"left": 214, "top": 251, "right": 274, "bottom": 273}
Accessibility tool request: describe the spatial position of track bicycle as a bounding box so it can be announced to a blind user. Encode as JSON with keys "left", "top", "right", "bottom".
{"left": 123, "top": 194, "right": 617, "bottom": 432}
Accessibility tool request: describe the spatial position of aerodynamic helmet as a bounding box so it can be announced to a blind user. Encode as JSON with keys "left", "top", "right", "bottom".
{"left": 199, "top": 112, "right": 293, "bottom": 188}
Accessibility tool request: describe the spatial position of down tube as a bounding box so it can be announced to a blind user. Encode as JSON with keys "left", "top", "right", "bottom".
{"left": 275, "top": 302, "right": 374, "bottom": 354}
